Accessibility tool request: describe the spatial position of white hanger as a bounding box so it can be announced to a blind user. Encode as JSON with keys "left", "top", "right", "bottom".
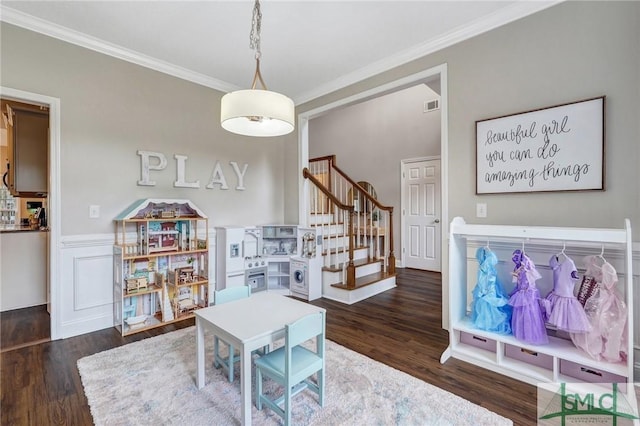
{"left": 596, "top": 245, "right": 607, "bottom": 266}
{"left": 556, "top": 242, "right": 567, "bottom": 261}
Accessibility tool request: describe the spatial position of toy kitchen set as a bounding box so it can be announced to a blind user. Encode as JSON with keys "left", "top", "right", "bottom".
{"left": 215, "top": 225, "right": 322, "bottom": 300}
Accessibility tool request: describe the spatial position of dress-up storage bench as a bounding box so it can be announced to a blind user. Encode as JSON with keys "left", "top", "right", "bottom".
{"left": 441, "top": 217, "right": 634, "bottom": 398}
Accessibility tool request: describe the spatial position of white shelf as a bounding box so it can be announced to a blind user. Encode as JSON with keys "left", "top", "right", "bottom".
{"left": 268, "top": 259, "right": 290, "bottom": 291}
{"left": 453, "top": 318, "right": 628, "bottom": 377}
{"left": 450, "top": 217, "right": 630, "bottom": 245}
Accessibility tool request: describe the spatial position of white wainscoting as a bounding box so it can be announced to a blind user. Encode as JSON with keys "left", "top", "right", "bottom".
{"left": 465, "top": 240, "right": 640, "bottom": 381}
{"left": 58, "top": 229, "right": 217, "bottom": 339}
{"left": 59, "top": 234, "right": 115, "bottom": 338}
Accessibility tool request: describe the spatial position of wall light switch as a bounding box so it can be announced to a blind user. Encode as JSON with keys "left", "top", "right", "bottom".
{"left": 89, "top": 205, "right": 100, "bottom": 219}
{"left": 476, "top": 203, "right": 487, "bottom": 218}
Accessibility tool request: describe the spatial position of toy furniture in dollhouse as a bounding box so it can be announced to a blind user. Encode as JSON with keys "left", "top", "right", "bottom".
{"left": 147, "top": 221, "right": 179, "bottom": 253}
{"left": 441, "top": 217, "right": 634, "bottom": 397}
{"left": 173, "top": 286, "right": 199, "bottom": 318}
{"left": 174, "top": 267, "right": 195, "bottom": 283}
{"left": 167, "top": 263, "right": 208, "bottom": 318}
{"left": 125, "top": 275, "right": 148, "bottom": 292}
{"left": 113, "top": 199, "right": 210, "bottom": 336}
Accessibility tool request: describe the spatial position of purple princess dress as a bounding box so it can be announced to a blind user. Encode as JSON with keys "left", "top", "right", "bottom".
{"left": 508, "top": 250, "right": 548, "bottom": 344}
{"left": 543, "top": 255, "right": 591, "bottom": 333}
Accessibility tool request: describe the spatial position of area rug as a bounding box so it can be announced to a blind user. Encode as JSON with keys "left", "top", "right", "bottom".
{"left": 77, "top": 327, "right": 512, "bottom": 425}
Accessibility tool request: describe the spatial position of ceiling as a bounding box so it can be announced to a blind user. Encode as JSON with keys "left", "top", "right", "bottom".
{"left": 1, "top": 1, "right": 559, "bottom": 105}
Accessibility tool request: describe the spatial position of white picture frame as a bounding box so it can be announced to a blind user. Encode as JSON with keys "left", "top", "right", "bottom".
{"left": 476, "top": 96, "right": 605, "bottom": 194}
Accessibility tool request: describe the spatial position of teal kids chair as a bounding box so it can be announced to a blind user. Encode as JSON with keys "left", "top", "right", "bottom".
{"left": 254, "top": 311, "right": 325, "bottom": 425}
{"left": 213, "top": 285, "right": 251, "bottom": 382}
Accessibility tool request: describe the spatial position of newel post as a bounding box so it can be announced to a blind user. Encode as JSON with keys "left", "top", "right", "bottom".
{"left": 387, "top": 209, "right": 396, "bottom": 274}
{"left": 346, "top": 209, "right": 356, "bottom": 288}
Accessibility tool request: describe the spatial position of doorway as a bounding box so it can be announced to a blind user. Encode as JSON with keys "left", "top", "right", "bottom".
{"left": 1, "top": 86, "right": 61, "bottom": 341}
{"left": 401, "top": 157, "right": 441, "bottom": 272}
{"left": 298, "top": 64, "right": 449, "bottom": 272}
{"left": 0, "top": 97, "right": 50, "bottom": 350}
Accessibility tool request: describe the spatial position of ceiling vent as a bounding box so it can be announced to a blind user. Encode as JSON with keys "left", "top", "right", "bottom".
{"left": 423, "top": 99, "right": 440, "bottom": 113}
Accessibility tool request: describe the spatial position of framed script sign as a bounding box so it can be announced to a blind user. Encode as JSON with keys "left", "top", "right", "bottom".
{"left": 476, "top": 97, "right": 605, "bottom": 194}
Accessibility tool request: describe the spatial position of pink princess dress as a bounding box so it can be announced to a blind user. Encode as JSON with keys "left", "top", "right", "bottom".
{"left": 508, "top": 250, "right": 548, "bottom": 345}
{"left": 543, "top": 254, "right": 591, "bottom": 333}
{"left": 571, "top": 257, "right": 628, "bottom": 362}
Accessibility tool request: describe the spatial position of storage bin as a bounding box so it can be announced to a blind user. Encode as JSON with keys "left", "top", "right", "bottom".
{"left": 504, "top": 344, "right": 553, "bottom": 370}
{"left": 459, "top": 332, "right": 496, "bottom": 352}
{"left": 560, "top": 360, "right": 627, "bottom": 391}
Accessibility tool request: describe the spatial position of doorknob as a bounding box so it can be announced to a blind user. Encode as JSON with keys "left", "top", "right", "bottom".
{"left": 434, "top": 219, "right": 440, "bottom": 223}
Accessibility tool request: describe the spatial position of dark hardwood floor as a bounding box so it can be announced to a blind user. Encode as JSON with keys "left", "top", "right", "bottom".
{"left": 1, "top": 268, "right": 536, "bottom": 425}
{"left": 1, "top": 304, "right": 51, "bottom": 353}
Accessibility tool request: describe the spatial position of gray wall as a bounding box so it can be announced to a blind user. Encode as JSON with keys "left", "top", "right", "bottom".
{"left": 299, "top": 1, "right": 640, "bottom": 238}
{"left": 1, "top": 23, "right": 292, "bottom": 235}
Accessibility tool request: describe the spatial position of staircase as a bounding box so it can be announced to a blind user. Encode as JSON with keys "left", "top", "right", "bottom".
{"left": 303, "top": 156, "right": 396, "bottom": 305}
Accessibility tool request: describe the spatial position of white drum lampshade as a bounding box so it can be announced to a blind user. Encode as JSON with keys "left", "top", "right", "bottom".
{"left": 221, "top": 89, "right": 295, "bottom": 137}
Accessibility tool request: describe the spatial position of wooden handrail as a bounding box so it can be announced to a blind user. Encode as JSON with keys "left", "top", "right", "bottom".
{"left": 331, "top": 163, "right": 393, "bottom": 213}
{"left": 309, "top": 155, "right": 335, "bottom": 194}
{"left": 303, "top": 167, "right": 356, "bottom": 287}
{"left": 309, "top": 155, "right": 336, "bottom": 165}
{"left": 303, "top": 168, "right": 353, "bottom": 212}
{"left": 329, "top": 162, "right": 395, "bottom": 272}
{"left": 305, "top": 157, "right": 395, "bottom": 279}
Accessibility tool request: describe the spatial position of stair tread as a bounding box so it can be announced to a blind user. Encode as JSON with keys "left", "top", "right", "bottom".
{"left": 330, "top": 270, "right": 396, "bottom": 291}
{"left": 323, "top": 257, "right": 382, "bottom": 272}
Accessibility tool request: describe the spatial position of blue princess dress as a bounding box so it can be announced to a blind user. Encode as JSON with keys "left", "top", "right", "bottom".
{"left": 470, "top": 247, "right": 512, "bottom": 334}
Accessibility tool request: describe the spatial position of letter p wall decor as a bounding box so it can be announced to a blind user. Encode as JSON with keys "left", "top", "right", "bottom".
{"left": 475, "top": 96, "right": 604, "bottom": 194}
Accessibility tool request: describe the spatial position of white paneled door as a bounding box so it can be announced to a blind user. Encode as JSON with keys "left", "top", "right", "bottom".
{"left": 402, "top": 158, "right": 441, "bottom": 272}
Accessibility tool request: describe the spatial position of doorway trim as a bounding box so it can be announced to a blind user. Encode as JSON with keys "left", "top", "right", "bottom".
{"left": 297, "top": 63, "right": 449, "bottom": 274}
{"left": 1, "top": 86, "right": 61, "bottom": 340}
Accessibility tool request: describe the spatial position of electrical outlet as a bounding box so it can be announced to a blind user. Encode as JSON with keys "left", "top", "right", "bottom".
{"left": 89, "top": 205, "right": 100, "bottom": 218}
{"left": 476, "top": 203, "right": 487, "bottom": 218}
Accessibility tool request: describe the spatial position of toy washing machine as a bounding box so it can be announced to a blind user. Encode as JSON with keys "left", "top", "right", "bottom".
{"left": 290, "top": 256, "right": 322, "bottom": 301}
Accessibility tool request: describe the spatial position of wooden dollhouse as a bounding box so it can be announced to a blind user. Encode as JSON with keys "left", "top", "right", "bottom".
{"left": 113, "top": 199, "right": 210, "bottom": 335}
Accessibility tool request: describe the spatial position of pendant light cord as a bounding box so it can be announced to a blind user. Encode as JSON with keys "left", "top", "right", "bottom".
{"left": 249, "top": 0, "right": 267, "bottom": 90}
{"left": 249, "top": 0, "right": 262, "bottom": 57}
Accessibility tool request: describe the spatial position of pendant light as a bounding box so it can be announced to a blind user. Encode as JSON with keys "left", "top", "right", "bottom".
{"left": 220, "top": 0, "right": 295, "bottom": 137}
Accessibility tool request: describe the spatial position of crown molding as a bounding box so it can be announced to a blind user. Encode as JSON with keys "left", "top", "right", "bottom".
{"left": 0, "top": 5, "right": 240, "bottom": 95}
{"left": 293, "top": 1, "right": 563, "bottom": 105}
